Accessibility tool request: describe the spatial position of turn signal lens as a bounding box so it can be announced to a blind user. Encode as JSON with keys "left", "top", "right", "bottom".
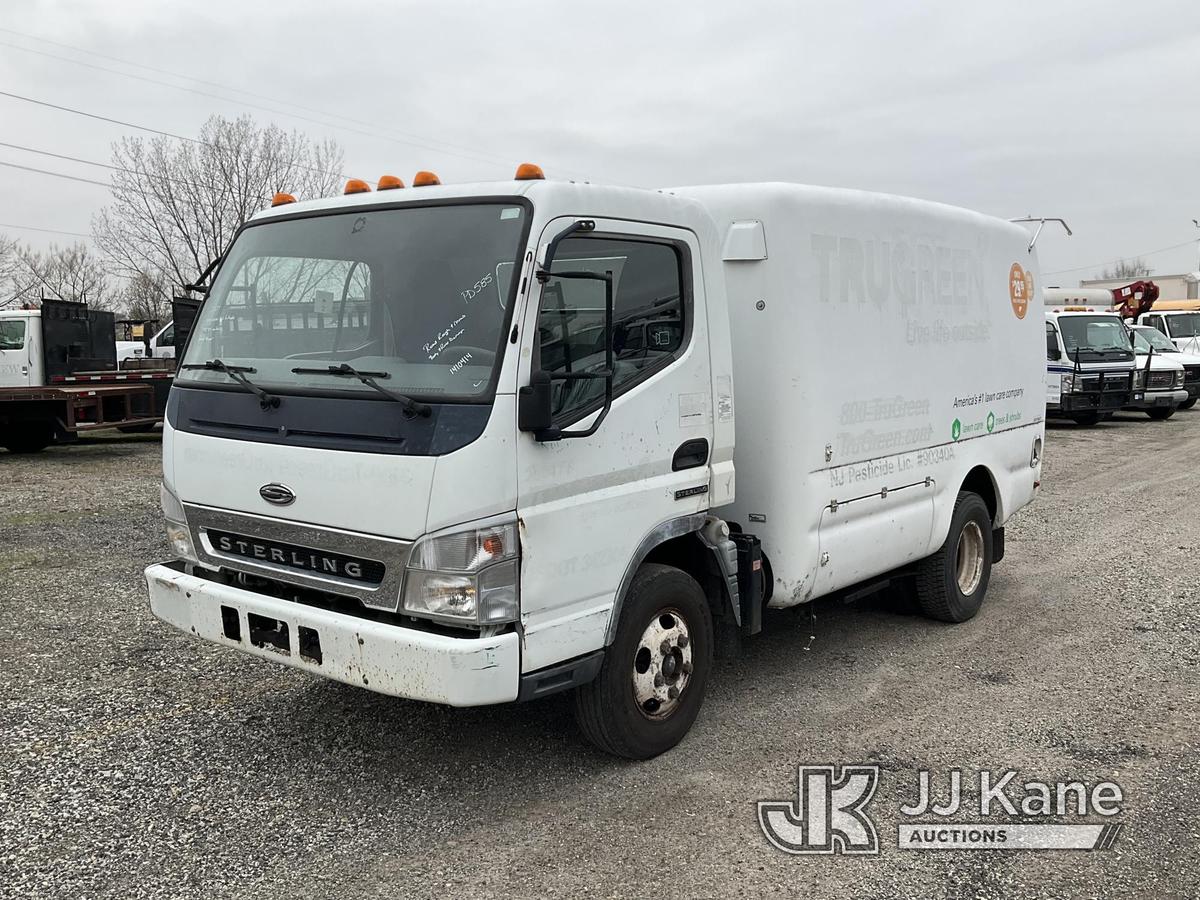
{"left": 271, "top": 192, "right": 296, "bottom": 207}
{"left": 344, "top": 178, "right": 371, "bottom": 195}
{"left": 413, "top": 170, "right": 441, "bottom": 187}
{"left": 515, "top": 163, "right": 544, "bottom": 180}
{"left": 377, "top": 174, "right": 405, "bottom": 190}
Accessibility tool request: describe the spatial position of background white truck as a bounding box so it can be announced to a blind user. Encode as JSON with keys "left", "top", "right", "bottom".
{"left": 0, "top": 300, "right": 173, "bottom": 453}
{"left": 1044, "top": 294, "right": 1137, "bottom": 426}
{"left": 145, "top": 174, "right": 1045, "bottom": 758}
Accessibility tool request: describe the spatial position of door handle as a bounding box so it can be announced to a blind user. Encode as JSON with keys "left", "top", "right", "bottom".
{"left": 672, "top": 438, "right": 710, "bottom": 471}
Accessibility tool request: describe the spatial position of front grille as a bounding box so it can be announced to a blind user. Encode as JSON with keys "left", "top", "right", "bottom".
{"left": 1185, "top": 365, "right": 1200, "bottom": 384}
{"left": 1148, "top": 371, "right": 1175, "bottom": 390}
{"left": 206, "top": 529, "right": 385, "bottom": 585}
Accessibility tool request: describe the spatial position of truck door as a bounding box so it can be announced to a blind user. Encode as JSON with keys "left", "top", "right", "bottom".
{"left": 514, "top": 218, "right": 715, "bottom": 670}
{"left": 0, "top": 316, "right": 34, "bottom": 388}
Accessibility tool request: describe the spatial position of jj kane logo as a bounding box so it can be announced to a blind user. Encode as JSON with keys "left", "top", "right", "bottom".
{"left": 758, "top": 765, "right": 1125, "bottom": 855}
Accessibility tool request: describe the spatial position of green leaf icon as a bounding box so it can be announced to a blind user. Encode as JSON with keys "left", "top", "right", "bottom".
{"left": 986, "top": 412, "right": 995, "bottom": 433}
{"left": 951, "top": 418, "right": 961, "bottom": 441}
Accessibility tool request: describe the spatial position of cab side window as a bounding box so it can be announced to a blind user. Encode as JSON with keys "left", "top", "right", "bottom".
{"left": 538, "top": 236, "right": 687, "bottom": 424}
{"left": 1045, "top": 322, "right": 1060, "bottom": 359}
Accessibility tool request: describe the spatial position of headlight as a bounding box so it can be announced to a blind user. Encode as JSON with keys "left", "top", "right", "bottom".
{"left": 160, "top": 483, "right": 198, "bottom": 563}
{"left": 1060, "top": 373, "right": 1074, "bottom": 393}
{"left": 1133, "top": 370, "right": 1146, "bottom": 390}
{"left": 402, "top": 520, "right": 519, "bottom": 625}
{"left": 1175, "top": 370, "right": 1185, "bottom": 388}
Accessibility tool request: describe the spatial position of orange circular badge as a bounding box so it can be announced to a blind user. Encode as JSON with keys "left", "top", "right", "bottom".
{"left": 1009, "top": 262, "right": 1033, "bottom": 319}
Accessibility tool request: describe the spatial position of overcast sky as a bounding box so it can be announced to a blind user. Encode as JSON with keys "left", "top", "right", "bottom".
{"left": 2, "top": 0, "right": 1199, "bottom": 285}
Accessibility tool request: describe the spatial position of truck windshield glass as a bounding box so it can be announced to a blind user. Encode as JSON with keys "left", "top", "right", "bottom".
{"left": 1133, "top": 328, "right": 1176, "bottom": 353}
{"left": 178, "top": 203, "right": 529, "bottom": 399}
{"left": 1057, "top": 316, "right": 1133, "bottom": 360}
{"left": 0, "top": 320, "right": 26, "bottom": 351}
{"left": 1167, "top": 313, "right": 1200, "bottom": 338}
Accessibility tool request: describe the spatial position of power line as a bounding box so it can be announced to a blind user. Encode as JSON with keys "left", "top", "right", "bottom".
{"left": 0, "top": 221, "right": 91, "bottom": 239}
{"left": 0, "top": 36, "right": 587, "bottom": 178}
{"left": 0, "top": 159, "right": 111, "bottom": 188}
{"left": 1043, "top": 240, "right": 1198, "bottom": 277}
{"left": 0, "top": 89, "right": 354, "bottom": 185}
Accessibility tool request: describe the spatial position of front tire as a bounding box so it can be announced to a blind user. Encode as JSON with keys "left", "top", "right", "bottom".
{"left": 573, "top": 564, "right": 713, "bottom": 759}
{"left": 1179, "top": 398, "right": 1197, "bottom": 410}
{"left": 1070, "top": 411, "right": 1101, "bottom": 426}
{"left": 915, "top": 492, "right": 993, "bottom": 623}
{"left": 1147, "top": 407, "right": 1176, "bottom": 421}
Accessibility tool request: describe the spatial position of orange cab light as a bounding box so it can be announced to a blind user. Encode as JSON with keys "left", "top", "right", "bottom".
{"left": 344, "top": 178, "right": 372, "bottom": 195}
{"left": 482, "top": 534, "right": 504, "bottom": 557}
{"left": 271, "top": 192, "right": 296, "bottom": 207}
{"left": 377, "top": 174, "right": 405, "bottom": 190}
{"left": 515, "top": 162, "right": 545, "bottom": 181}
{"left": 413, "top": 170, "right": 441, "bottom": 187}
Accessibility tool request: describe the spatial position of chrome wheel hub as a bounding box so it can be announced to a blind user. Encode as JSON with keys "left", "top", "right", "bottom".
{"left": 956, "top": 521, "right": 985, "bottom": 596}
{"left": 631, "top": 609, "right": 693, "bottom": 719}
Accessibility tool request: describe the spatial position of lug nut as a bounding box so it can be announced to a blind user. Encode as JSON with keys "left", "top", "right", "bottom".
{"left": 667, "top": 686, "right": 680, "bottom": 700}
{"left": 660, "top": 640, "right": 672, "bottom": 655}
{"left": 677, "top": 634, "right": 689, "bottom": 648}
{"left": 654, "top": 674, "right": 664, "bottom": 687}
{"left": 682, "top": 662, "right": 693, "bottom": 675}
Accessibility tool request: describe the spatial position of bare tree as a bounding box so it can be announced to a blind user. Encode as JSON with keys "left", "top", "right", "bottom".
{"left": 1099, "top": 258, "right": 1153, "bottom": 280}
{"left": 4, "top": 243, "right": 118, "bottom": 309}
{"left": 0, "top": 234, "right": 19, "bottom": 307}
{"left": 93, "top": 114, "right": 344, "bottom": 296}
{"left": 119, "top": 271, "right": 173, "bottom": 323}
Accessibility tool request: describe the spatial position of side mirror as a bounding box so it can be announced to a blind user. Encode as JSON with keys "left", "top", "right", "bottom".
{"left": 1047, "top": 346, "right": 1061, "bottom": 361}
{"left": 518, "top": 370, "right": 554, "bottom": 435}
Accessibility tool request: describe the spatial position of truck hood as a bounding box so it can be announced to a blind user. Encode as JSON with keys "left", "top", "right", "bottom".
{"left": 1174, "top": 335, "right": 1200, "bottom": 354}
{"left": 170, "top": 428, "right": 436, "bottom": 540}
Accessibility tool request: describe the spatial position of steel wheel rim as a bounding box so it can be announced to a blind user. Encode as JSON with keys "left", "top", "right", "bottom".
{"left": 956, "top": 521, "right": 985, "bottom": 596}
{"left": 631, "top": 607, "right": 693, "bottom": 720}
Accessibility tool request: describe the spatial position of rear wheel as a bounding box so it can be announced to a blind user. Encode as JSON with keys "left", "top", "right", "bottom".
{"left": 915, "top": 492, "right": 993, "bottom": 623}
{"left": 1070, "top": 411, "right": 1101, "bottom": 426}
{"left": 1147, "top": 407, "right": 1176, "bottom": 421}
{"left": 573, "top": 564, "right": 713, "bottom": 759}
{"left": 2, "top": 423, "right": 52, "bottom": 454}
{"left": 117, "top": 423, "right": 157, "bottom": 434}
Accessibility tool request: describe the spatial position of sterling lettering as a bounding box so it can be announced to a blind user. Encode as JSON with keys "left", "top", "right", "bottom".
{"left": 213, "top": 535, "right": 368, "bottom": 580}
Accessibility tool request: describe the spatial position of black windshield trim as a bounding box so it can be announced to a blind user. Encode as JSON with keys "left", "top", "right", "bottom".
{"left": 175, "top": 196, "right": 534, "bottom": 406}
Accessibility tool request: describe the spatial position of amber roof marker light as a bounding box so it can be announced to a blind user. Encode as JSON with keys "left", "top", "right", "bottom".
{"left": 344, "top": 178, "right": 372, "bottom": 195}
{"left": 412, "top": 170, "right": 441, "bottom": 187}
{"left": 271, "top": 192, "right": 296, "bottom": 207}
{"left": 377, "top": 175, "right": 405, "bottom": 190}
{"left": 515, "top": 163, "right": 545, "bottom": 180}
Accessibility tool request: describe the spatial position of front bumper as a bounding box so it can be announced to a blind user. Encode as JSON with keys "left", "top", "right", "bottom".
{"left": 1054, "top": 391, "right": 1129, "bottom": 414}
{"left": 1124, "top": 388, "right": 1188, "bottom": 411}
{"left": 145, "top": 561, "right": 519, "bottom": 706}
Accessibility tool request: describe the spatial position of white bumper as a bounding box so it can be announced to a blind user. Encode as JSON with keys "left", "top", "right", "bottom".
{"left": 1127, "top": 388, "right": 1188, "bottom": 410}
{"left": 145, "top": 562, "right": 519, "bottom": 706}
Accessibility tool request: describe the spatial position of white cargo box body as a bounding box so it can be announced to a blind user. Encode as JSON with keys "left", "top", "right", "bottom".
{"left": 678, "top": 184, "right": 1046, "bottom": 606}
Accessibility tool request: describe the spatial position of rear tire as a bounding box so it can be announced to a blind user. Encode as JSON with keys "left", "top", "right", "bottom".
{"left": 117, "top": 423, "right": 157, "bottom": 434}
{"left": 1147, "top": 407, "right": 1176, "bottom": 421}
{"left": 573, "top": 564, "right": 713, "bottom": 759}
{"left": 2, "top": 423, "right": 52, "bottom": 454}
{"left": 1070, "top": 412, "right": 1101, "bottom": 426}
{"left": 915, "top": 492, "right": 993, "bottom": 623}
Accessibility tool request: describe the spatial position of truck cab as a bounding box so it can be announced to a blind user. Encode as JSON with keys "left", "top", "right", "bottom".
{"left": 0, "top": 309, "right": 44, "bottom": 389}
{"left": 1044, "top": 307, "right": 1136, "bottom": 425}
{"left": 117, "top": 320, "right": 177, "bottom": 367}
{"left": 1124, "top": 327, "right": 1187, "bottom": 419}
{"left": 1137, "top": 305, "right": 1200, "bottom": 354}
{"left": 1129, "top": 323, "right": 1200, "bottom": 409}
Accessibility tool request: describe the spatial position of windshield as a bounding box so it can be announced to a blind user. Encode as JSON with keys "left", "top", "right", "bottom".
{"left": 1133, "top": 327, "right": 1176, "bottom": 354}
{"left": 0, "top": 319, "right": 26, "bottom": 351}
{"left": 1057, "top": 315, "right": 1133, "bottom": 360}
{"left": 1166, "top": 313, "right": 1200, "bottom": 338}
{"left": 179, "top": 202, "right": 529, "bottom": 399}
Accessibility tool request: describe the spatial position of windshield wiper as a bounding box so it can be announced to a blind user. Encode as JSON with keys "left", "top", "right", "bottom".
{"left": 290, "top": 363, "right": 432, "bottom": 418}
{"left": 180, "top": 359, "right": 280, "bottom": 409}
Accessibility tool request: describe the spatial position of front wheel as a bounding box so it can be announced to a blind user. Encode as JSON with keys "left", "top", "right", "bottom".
{"left": 573, "top": 564, "right": 713, "bottom": 759}
{"left": 1179, "top": 398, "right": 1197, "bottom": 410}
{"left": 1147, "top": 407, "right": 1176, "bottom": 421}
{"left": 1070, "top": 411, "right": 1101, "bottom": 426}
{"left": 2, "top": 423, "right": 53, "bottom": 454}
{"left": 914, "top": 492, "right": 993, "bottom": 623}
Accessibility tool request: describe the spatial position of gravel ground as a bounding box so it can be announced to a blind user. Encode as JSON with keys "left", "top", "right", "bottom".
{"left": 1, "top": 416, "right": 1198, "bottom": 900}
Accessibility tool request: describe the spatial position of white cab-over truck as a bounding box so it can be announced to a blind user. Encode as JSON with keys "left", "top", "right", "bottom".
{"left": 145, "top": 173, "right": 1045, "bottom": 758}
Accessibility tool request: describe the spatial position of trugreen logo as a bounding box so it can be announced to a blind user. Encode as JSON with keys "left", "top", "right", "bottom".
{"left": 986, "top": 412, "right": 995, "bottom": 433}
{"left": 951, "top": 419, "right": 962, "bottom": 441}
